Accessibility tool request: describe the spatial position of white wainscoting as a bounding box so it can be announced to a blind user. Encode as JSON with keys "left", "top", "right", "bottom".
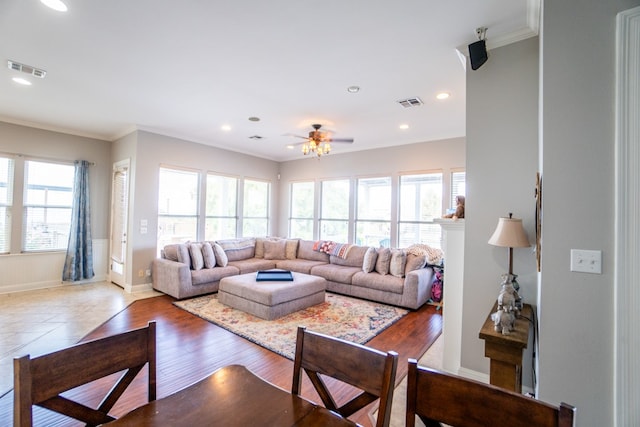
{"left": 0, "top": 239, "right": 109, "bottom": 294}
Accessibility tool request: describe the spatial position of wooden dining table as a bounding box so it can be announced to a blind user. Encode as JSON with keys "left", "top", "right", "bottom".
{"left": 105, "top": 364, "right": 359, "bottom": 426}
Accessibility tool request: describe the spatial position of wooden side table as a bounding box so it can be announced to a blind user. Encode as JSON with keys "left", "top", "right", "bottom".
{"left": 478, "top": 302, "right": 532, "bottom": 393}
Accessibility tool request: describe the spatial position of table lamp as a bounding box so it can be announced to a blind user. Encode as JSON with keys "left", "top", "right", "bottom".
{"left": 488, "top": 213, "right": 531, "bottom": 292}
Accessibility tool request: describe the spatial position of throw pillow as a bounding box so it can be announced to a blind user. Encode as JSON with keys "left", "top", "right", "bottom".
{"left": 375, "top": 247, "right": 391, "bottom": 275}
{"left": 189, "top": 243, "right": 204, "bottom": 270}
{"left": 285, "top": 239, "right": 299, "bottom": 260}
{"left": 362, "top": 246, "right": 378, "bottom": 273}
{"left": 264, "top": 239, "right": 286, "bottom": 260}
{"left": 389, "top": 249, "right": 407, "bottom": 278}
{"left": 213, "top": 243, "right": 228, "bottom": 267}
{"left": 202, "top": 242, "right": 216, "bottom": 269}
{"left": 405, "top": 253, "right": 427, "bottom": 274}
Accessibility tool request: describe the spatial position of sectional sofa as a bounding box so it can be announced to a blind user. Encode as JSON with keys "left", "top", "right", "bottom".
{"left": 152, "top": 237, "right": 442, "bottom": 310}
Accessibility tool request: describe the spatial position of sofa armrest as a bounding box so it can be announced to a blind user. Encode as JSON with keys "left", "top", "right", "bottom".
{"left": 152, "top": 258, "right": 192, "bottom": 299}
{"left": 401, "top": 267, "right": 435, "bottom": 310}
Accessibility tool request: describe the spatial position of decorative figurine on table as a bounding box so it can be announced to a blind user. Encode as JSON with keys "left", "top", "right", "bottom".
{"left": 443, "top": 195, "right": 465, "bottom": 219}
{"left": 491, "top": 274, "right": 520, "bottom": 335}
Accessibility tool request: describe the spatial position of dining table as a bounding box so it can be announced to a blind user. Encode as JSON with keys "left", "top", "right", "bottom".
{"left": 104, "top": 364, "right": 359, "bottom": 426}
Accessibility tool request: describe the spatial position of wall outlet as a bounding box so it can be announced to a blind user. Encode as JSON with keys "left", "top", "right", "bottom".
{"left": 145, "top": 269, "right": 151, "bottom": 277}
{"left": 570, "top": 249, "right": 602, "bottom": 274}
{"left": 138, "top": 269, "right": 144, "bottom": 277}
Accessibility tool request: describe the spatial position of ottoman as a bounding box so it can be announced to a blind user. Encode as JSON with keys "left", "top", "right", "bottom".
{"left": 218, "top": 271, "right": 326, "bottom": 320}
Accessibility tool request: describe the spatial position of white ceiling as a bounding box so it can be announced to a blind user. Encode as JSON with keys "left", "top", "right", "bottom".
{"left": 0, "top": 0, "right": 538, "bottom": 162}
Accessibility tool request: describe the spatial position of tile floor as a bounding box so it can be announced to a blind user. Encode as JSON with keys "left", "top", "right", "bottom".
{"left": 0, "top": 282, "right": 161, "bottom": 397}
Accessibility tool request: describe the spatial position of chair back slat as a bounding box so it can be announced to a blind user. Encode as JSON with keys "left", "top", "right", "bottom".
{"left": 406, "top": 359, "right": 575, "bottom": 427}
{"left": 14, "top": 321, "right": 156, "bottom": 427}
{"left": 292, "top": 326, "right": 398, "bottom": 427}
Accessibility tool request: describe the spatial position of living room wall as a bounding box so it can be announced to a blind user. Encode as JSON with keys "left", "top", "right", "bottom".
{"left": 276, "top": 137, "right": 466, "bottom": 239}
{"left": 462, "top": 37, "right": 539, "bottom": 388}
{"left": 0, "top": 121, "right": 112, "bottom": 292}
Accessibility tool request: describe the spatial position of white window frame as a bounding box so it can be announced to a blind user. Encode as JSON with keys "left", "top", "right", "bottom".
{"left": 355, "top": 176, "right": 392, "bottom": 247}
{"left": 242, "top": 178, "right": 270, "bottom": 237}
{"left": 157, "top": 166, "right": 200, "bottom": 251}
{"left": 205, "top": 173, "right": 238, "bottom": 240}
{"left": 289, "top": 180, "right": 315, "bottom": 240}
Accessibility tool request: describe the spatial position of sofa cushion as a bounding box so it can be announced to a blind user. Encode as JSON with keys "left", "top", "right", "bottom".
{"left": 330, "top": 245, "right": 369, "bottom": 267}
{"left": 227, "top": 258, "right": 277, "bottom": 274}
{"left": 351, "top": 271, "right": 405, "bottom": 294}
{"left": 213, "top": 243, "right": 228, "bottom": 267}
{"left": 298, "top": 239, "right": 330, "bottom": 262}
{"left": 389, "top": 249, "right": 407, "bottom": 278}
{"left": 375, "top": 247, "right": 391, "bottom": 275}
{"left": 285, "top": 239, "right": 299, "bottom": 260}
{"left": 202, "top": 242, "right": 216, "bottom": 269}
{"left": 216, "top": 238, "right": 256, "bottom": 261}
{"left": 405, "top": 253, "right": 427, "bottom": 274}
{"left": 189, "top": 243, "right": 205, "bottom": 270}
{"left": 191, "top": 265, "right": 239, "bottom": 286}
{"left": 275, "top": 258, "right": 328, "bottom": 274}
{"left": 362, "top": 247, "right": 378, "bottom": 273}
{"left": 255, "top": 237, "right": 280, "bottom": 258}
{"left": 264, "top": 239, "right": 286, "bottom": 260}
{"left": 310, "top": 264, "right": 361, "bottom": 284}
{"left": 163, "top": 243, "right": 190, "bottom": 265}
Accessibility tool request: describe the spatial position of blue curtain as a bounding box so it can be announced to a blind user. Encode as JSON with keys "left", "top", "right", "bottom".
{"left": 63, "top": 160, "right": 94, "bottom": 281}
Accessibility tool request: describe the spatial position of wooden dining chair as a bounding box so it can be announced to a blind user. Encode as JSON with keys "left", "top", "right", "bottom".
{"left": 292, "top": 326, "right": 399, "bottom": 427}
{"left": 13, "top": 321, "right": 157, "bottom": 427}
{"left": 405, "top": 358, "right": 575, "bottom": 427}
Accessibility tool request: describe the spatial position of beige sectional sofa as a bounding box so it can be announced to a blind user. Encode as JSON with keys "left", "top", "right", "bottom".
{"left": 152, "top": 237, "right": 440, "bottom": 310}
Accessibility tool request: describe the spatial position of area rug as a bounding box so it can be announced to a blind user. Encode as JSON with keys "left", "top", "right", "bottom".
{"left": 174, "top": 293, "right": 408, "bottom": 360}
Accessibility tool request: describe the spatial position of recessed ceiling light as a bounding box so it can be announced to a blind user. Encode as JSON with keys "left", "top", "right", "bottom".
{"left": 399, "top": 124, "right": 409, "bottom": 130}
{"left": 40, "top": 0, "right": 68, "bottom": 12}
{"left": 221, "top": 125, "right": 231, "bottom": 131}
{"left": 286, "top": 145, "right": 295, "bottom": 150}
{"left": 12, "top": 77, "right": 32, "bottom": 86}
{"left": 347, "top": 86, "right": 360, "bottom": 93}
{"left": 436, "top": 92, "right": 450, "bottom": 100}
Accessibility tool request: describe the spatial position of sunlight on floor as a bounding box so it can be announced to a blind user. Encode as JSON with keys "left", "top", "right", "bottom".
{"left": 0, "top": 282, "right": 161, "bottom": 397}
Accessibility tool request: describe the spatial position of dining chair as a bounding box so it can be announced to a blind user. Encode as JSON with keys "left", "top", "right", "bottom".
{"left": 405, "top": 358, "right": 575, "bottom": 427}
{"left": 292, "top": 326, "right": 399, "bottom": 427}
{"left": 13, "top": 321, "right": 157, "bottom": 427}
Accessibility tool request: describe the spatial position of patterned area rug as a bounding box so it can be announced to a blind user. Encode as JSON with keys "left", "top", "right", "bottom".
{"left": 174, "top": 293, "right": 408, "bottom": 360}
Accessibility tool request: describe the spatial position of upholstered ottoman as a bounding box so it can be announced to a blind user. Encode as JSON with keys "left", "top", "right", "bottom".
{"left": 218, "top": 271, "right": 326, "bottom": 320}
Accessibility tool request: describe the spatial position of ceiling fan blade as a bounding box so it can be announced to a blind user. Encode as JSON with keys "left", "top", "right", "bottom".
{"left": 327, "top": 138, "right": 354, "bottom": 143}
{"left": 283, "top": 133, "right": 309, "bottom": 139}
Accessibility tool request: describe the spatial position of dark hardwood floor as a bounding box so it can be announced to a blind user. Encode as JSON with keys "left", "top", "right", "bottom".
{"left": 0, "top": 294, "right": 442, "bottom": 426}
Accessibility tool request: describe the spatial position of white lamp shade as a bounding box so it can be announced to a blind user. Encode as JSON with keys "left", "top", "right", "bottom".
{"left": 488, "top": 216, "right": 530, "bottom": 248}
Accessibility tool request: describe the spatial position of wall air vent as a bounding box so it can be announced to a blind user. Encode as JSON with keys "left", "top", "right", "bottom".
{"left": 7, "top": 60, "right": 47, "bottom": 78}
{"left": 397, "top": 97, "right": 423, "bottom": 108}
{"left": 248, "top": 135, "right": 263, "bottom": 139}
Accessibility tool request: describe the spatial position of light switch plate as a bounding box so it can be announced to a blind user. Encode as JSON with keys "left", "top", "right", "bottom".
{"left": 570, "top": 249, "right": 602, "bottom": 274}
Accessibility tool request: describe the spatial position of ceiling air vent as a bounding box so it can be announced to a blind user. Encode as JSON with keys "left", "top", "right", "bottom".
{"left": 248, "top": 135, "right": 263, "bottom": 140}
{"left": 397, "top": 97, "right": 423, "bottom": 108}
{"left": 7, "top": 60, "right": 47, "bottom": 78}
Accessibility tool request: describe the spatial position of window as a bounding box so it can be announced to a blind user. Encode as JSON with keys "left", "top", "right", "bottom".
{"left": 0, "top": 157, "right": 14, "bottom": 253}
{"left": 157, "top": 167, "right": 199, "bottom": 250}
{"left": 320, "top": 179, "right": 350, "bottom": 242}
{"left": 205, "top": 174, "right": 238, "bottom": 240}
{"left": 289, "top": 181, "right": 314, "bottom": 240}
{"left": 356, "top": 176, "right": 391, "bottom": 247}
{"left": 450, "top": 170, "right": 466, "bottom": 211}
{"left": 398, "top": 173, "right": 443, "bottom": 249}
{"left": 242, "top": 179, "right": 269, "bottom": 237}
{"left": 23, "top": 160, "right": 74, "bottom": 251}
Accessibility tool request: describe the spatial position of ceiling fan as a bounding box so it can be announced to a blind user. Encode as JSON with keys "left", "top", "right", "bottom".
{"left": 288, "top": 124, "right": 354, "bottom": 158}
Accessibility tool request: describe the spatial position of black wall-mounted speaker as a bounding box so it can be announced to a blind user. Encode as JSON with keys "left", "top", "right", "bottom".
{"left": 468, "top": 39, "right": 488, "bottom": 70}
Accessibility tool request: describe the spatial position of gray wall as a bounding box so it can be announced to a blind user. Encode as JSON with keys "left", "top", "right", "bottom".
{"left": 277, "top": 137, "right": 466, "bottom": 239}
{"left": 538, "top": 1, "right": 640, "bottom": 426}
{"left": 463, "top": 37, "right": 539, "bottom": 387}
{"left": 0, "top": 121, "right": 112, "bottom": 244}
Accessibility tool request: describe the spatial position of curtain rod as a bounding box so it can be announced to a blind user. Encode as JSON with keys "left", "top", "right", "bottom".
{"left": 2, "top": 151, "right": 95, "bottom": 166}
